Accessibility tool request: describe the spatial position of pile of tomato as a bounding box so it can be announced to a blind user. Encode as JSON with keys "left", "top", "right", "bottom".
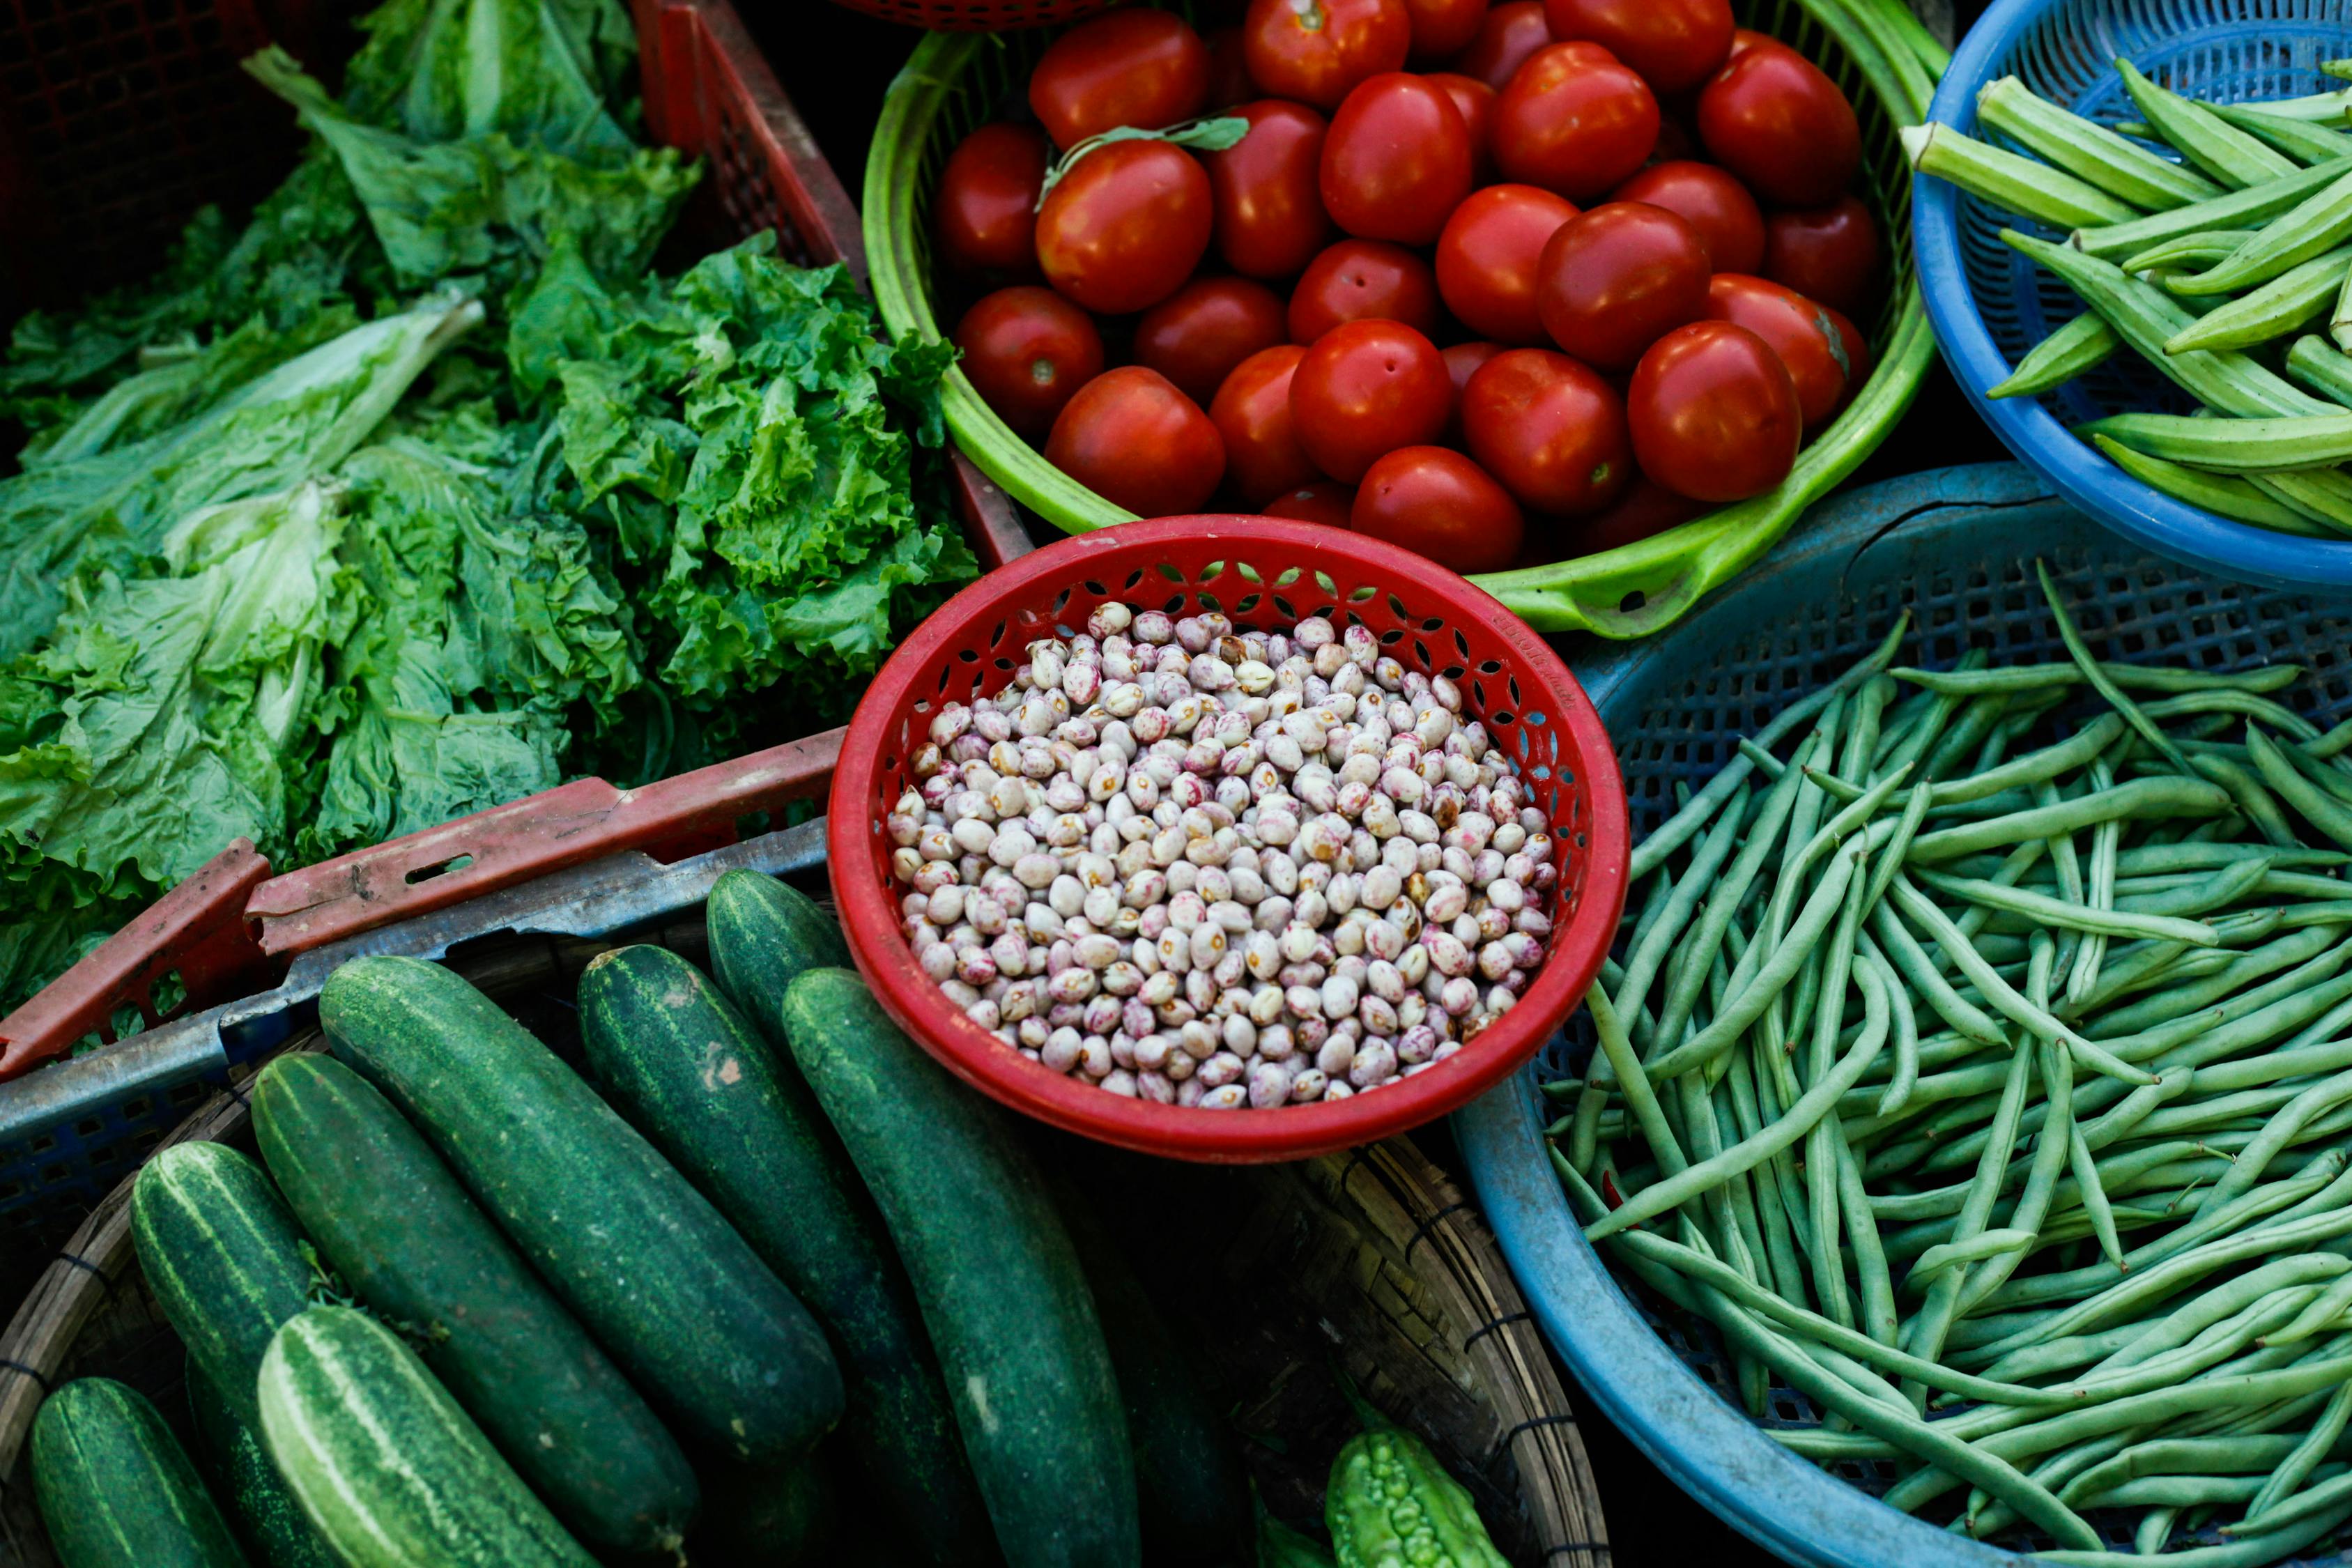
{"left": 934, "top": 0, "right": 1882, "bottom": 574}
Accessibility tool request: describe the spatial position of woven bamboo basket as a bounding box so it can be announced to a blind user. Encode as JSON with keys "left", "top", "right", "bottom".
{"left": 0, "top": 921, "right": 1609, "bottom": 1567}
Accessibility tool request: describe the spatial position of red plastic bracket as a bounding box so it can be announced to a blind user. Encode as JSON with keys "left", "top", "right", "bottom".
{"left": 0, "top": 840, "right": 274, "bottom": 1081}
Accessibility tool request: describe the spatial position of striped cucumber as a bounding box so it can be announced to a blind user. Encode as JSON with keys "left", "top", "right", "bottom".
{"left": 251, "top": 1053, "right": 700, "bottom": 1558}
{"left": 779, "top": 968, "right": 1139, "bottom": 1567}
{"left": 33, "top": 1378, "right": 249, "bottom": 1568}
{"left": 705, "top": 870, "right": 848, "bottom": 1006}
{"left": 579, "top": 942, "right": 992, "bottom": 1565}
{"left": 256, "top": 1307, "right": 595, "bottom": 1568}
{"left": 318, "top": 954, "right": 842, "bottom": 1463}
{"left": 187, "top": 1356, "right": 336, "bottom": 1568}
{"left": 130, "top": 1142, "right": 312, "bottom": 1433}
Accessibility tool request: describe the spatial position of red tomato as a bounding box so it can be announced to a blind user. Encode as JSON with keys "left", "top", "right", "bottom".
{"left": 1451, "top": 1, "right": 1553, "bottom": 91}
{"left": 1426, "top": 72, "right": 1500, "bottom": 183}
{"left": 1205, "top": 100, "right": 1333, "bottom": 279}
{"left": 1351, "top": 447, "right": 1524, "bottom": 571}
{"left": 1137, "top": 277, "right": 1291, "bottom": 406}
{"left": 1436, "top": 183, "right": 1578, "bottom": 346}
{"left": 1036, "top": 141, "right": 1215, "bottom": 315}
{"left": 1263, "top": 479, "right": 1358, "bottom": 524}
{"left": 1029, "top": 10, "right": 1210, "bottom": 149}
{"left": 1210, "top": 344, "right": 1323, "bottom": 505}
{"left": 1627, "top": 321, "right": 1801, "bottom": 501}
{"left": 1047, "top": 367, "right": 1227, "bottom": 515}
{"left": 1242, "top": 0, "right": 1413, "bottom": 111}
{"left": 1321, "top": 73, "right": 1475, "bottom": 245}
{"left": 1822, "top": 303, "right": 1870, "bottom": 409}
{"left": 1762, "top": 195, "right": 1881, "bottom": 316}
{"left": 1289, "top": 319, "right": 1452, "bottom": 482}
{"left": 1609, "top": 160, "right": 1763, "bottom": 272}
{"left": 935, "top": 123, "right": 1049, "bottom": 279}
{"left": 1459, "top": 348, "right": 1631, "bottom": 514}
{"left": 1703, "top": 273, "right": 1846, "bottom": 431}
{"left": 955, "top": 286, "right": 1107, "bottom": 440}
{"left": 1289, "top": 238, "right": 1443, "bottom": 341}
{"left": 1440, "top": 339, "right": 1504, "bottom": 442}
{"left": 1724, "top": 26, "right": 1776, "bottom": 61}
{"left": 1696, "top": 43, "right": 1861, "bottom": 207}
{"left": 1493, "top": 42, "right": 1659, "bottom": 201}
{"left": 1404, "top": 0, "right": 1490, "bottom": 59}
{"left": 1535, "top": 201, "right": 1710, "bottom": 370}
{"left": 1205, "top": 25, "right": 1256, "bottom": 110}
{"left": 1546, "top": 472, "right": 1707, "bottom": 556}
{"left": 1542, "top": 0, "right": 1731, "bottom": 93}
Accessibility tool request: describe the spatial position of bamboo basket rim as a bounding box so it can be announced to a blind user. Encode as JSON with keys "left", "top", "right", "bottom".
{"left": 0, "top": 930, "right": 1612, "bottom": 1567}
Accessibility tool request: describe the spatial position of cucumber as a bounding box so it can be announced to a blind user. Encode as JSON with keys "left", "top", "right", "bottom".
{"left": 581, "top": 943, "right": 992, "bottom": 1565}
{"left": 778, "top": 968, "right": 1139, "bottom": 1567}
{"left": 32, "top": 1378, "right": 249, "bottom": 1568}
{"left": 186, "top": 1355, "right": 337, "bottom": 1568}
{"left": 1057, "top": 1182, "right": 1249, "bottom": 1566}
{"left": 251, "top": 1053, "right": 700, "bottom": 1558}
{"left": 130, "top": 1142, "right": 312, "bottom": 1432}
{"left": 705, "top": 870, "right": 848, "bottom": 1011}
{"left": 256, "top": 1307, "right": 596, "bottom": 1568}
{"left": 695, "top": 1455, "right": 836, "bottom": 1565}
{"left": 318, "top": 954, "right": 843, "bottom": 1463}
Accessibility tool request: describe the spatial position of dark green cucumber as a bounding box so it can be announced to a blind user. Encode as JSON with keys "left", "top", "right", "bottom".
{"left": 186, "top": 1355, "right": 336, "bottom": 1568}
{"left": 778, "top": 968, "right": 1138, "bottom": 1567}
{"left": 130, "top": 1142, "right": 312, "bottom": 1432}
{"left": 257, "top": 1307, "right": 596, "bottom": 1568}
{"left": 1057, "top": 1184, "right": 1249, "bottom": 1566}
{"left": 581, "top": 944, "right": 992, "bottom": 1565}
{"left": 32, "top": 1378, "right": 249, "bottom": 1568}
{"left": 695, "top": 1455, "right": 836, "bottom": 1565}
{"left": 317, "top": 955, "right": 842, "bottom": 1463}
{"left": 705, "top": 870, "right": 848, "bottom": 1015}
{"left": 251, "top": 1053, "right": 700, "bottom": 1557}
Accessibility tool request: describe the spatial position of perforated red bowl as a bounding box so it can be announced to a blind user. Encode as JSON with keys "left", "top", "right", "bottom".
{"left": 823, "top": 0, "right": 1115, "bottom": 26}
{"left": 829, "top": 517, "right": 1630, "bottom": 1162}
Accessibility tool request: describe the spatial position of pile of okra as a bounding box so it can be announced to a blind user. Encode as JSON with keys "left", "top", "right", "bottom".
{"left": 1907, "top": 59, "right": 2352, "bottom": 539}
{"left": 1548, "top": 565, "right": 2352, "bottom": 1564}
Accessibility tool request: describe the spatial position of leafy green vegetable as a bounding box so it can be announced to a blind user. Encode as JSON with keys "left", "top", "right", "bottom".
{"left": 0, "top": 0, "right": 970, "bottom": 1022}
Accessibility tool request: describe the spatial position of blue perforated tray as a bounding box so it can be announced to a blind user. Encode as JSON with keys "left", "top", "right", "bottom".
{"left": 1455, "top": 461, "right": 2352, "bottom": 1568}
{"left": 1914, "top": 0, "right": 2352, "bottom": 594}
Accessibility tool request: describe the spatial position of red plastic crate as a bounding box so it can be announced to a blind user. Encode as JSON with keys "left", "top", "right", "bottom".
{"left": 0, "top": 0, "right": 1032, "bottom": 1098}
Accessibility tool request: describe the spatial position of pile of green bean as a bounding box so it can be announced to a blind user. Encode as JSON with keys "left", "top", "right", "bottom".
{"left": 1905, "top": 59, "right": 2352, "bottom": 539}
{"left": 1548, "top": 564, "right": 2352, "bottom": 1565}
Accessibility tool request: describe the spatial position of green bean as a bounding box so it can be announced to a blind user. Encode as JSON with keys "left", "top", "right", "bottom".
{"left": 1922, "top": 694, "right": 2012, "bottom": 784}
{"left": 1629, "top": 615, "right": 1908, "bottom": 881}
{"left": 2036, "top": 560, "right": 2200, "bottom": 781}
{"left": 1586, "top": 984, "right": 1686, "bottom": 1175}
{"left": 2222, "top": 1445, "right": 2352, "bottom": 1537}
{"left": 2250, "top": 725, "right": 2352, "bottom": 851}
{"left": 1760, "top": 714, "right": 1843, "bottom": 1060}
{"left": 2135, "top": 1507, "right": 2178, "bottom": 1555}
{"left": 2274, "top": 1273, "right": 2352, "bottom": 1355}
{"left": 2091, "top": 924, "right": 2342, "bottom": 1039}
{"left": 2119, "top": 61, "right": 2301, "bottom": 189}
{"left": 2070, "top": 1123, "right": 2126, "bottom": 1268}
{"left": 1588, "top": 958, "right": 1890, "bottom": 1240}
{"left": 1904, "top": 121, "right": 2139, "bottom": 227}
{"left": 1991, "top": 312, "right": 2124, "bottom": 398}
{"left": 1907, "top": 776, "right": 2236, "bottom": 863}
{"left": 2054, "top": 1500, "right": 2352, "bottom": 1567}
{"left": 1960, "top": 962, "right": 2080, "bottom": 1316}
{"left": 1611, "top": 782, "right": 1748, "bottom": 1036}
{"left": 2165, "top": 244, "right": 2352, "bottom": 353}
{"left": 2190, "top": 1064, "right": 2352, "bottom": 1220}
{"left": 1909, "top": 1227, "right": 2043, "bottom": 1286}
{"left": 2185, "top": 751, "right": 2303, "bottom": 847}
{"left": 1914, "top": 866, "right": 2219, "bottom": 943}
{"left": 1870, "top": 901, "right": 2010, "bottom": 1045}
{"left": 1877, "top": 650, "right": 1987, "bottom": 783}
{"left": 1977, "top": 76, "right": 2226, "bottom": 208}
{"left": 2245, "top": 1377, "right": 2352, "bottom": 1521}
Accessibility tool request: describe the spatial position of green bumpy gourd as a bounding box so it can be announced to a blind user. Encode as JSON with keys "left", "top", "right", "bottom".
{"left": 1325, "top": 1422, "right": 1507, "bottom": 1568}
{"left": 32, "top": 1378, "right": 251, "bottom": 1568}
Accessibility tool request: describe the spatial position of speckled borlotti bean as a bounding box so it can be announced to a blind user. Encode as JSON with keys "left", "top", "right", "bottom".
{"left": 886, "top": 607, "right": 1558, "bottom": 1107}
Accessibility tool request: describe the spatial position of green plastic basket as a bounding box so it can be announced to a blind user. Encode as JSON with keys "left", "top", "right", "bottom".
{"left": 866, "top": 0, "right": 1944, "bottom": 639}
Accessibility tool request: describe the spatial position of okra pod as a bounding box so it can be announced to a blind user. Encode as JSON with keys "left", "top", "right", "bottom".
{"left": 2286, "top": 335, "right": 2352, "bottom": 405}
{"left": 2121, "top": 229, "right": 2256, "bottom": 272}
{"left": 2074, "top": 159, "right": 2352, "bottom": 261}
{"left": 1905, "top": 123, "right": 2139, "bottom": 229}
{"left": 2169, "top": 164, "right": 2352, "bottom": 295}
{"left": 2091, "top": 435, "right": 2337, "bottom": 536}
{"left": 2077, "top": 409, "right": 2352, "bottom": 472}
{"left": 1989, "top": 312, "right": 2121, "bottom": 399}
{"left": 2257, "top": 85, "right": 2352, "bottom": 121}
{"left": 2118, "top": 61, "right": 2301, "bottom": 188}
{"left": 2211, "top": 101, "right": 2352, "bottom": 167}
{"left": 2245, "top": 470, "right": 2352, "bottom": 534}
{"left": 2163, "top": 245, "right": 2352, "bottom": 353}
{"left": 1977, "top": 76, "right": 2224, "bottom": 209}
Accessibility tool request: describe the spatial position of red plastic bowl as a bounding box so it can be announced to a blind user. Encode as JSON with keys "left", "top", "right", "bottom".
{"left": 829, "top": 516, "right": 1630, "bottom": 1162}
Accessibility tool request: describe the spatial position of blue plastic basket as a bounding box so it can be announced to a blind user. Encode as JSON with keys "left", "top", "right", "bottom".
{"left": 1913, "top": 0, "right": 2352, "bottom": 595}
{"left": 1454, "top": 460, "right": 2352, "bottom": 1568}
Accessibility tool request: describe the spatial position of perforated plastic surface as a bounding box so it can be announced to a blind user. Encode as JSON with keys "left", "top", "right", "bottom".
{"left": 1458, "top": 462, "right": 2352, "bottom": 1568}
{"left": 1915, "top": 0, "right": 2352, "bottom": 592}
{"left": 829, "top": 514, "right": 1631, "bottom": 1164}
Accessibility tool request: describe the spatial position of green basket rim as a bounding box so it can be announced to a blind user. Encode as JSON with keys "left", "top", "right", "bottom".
{"left": 865, "top": 0, "right": 1946, "bottom": 639}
